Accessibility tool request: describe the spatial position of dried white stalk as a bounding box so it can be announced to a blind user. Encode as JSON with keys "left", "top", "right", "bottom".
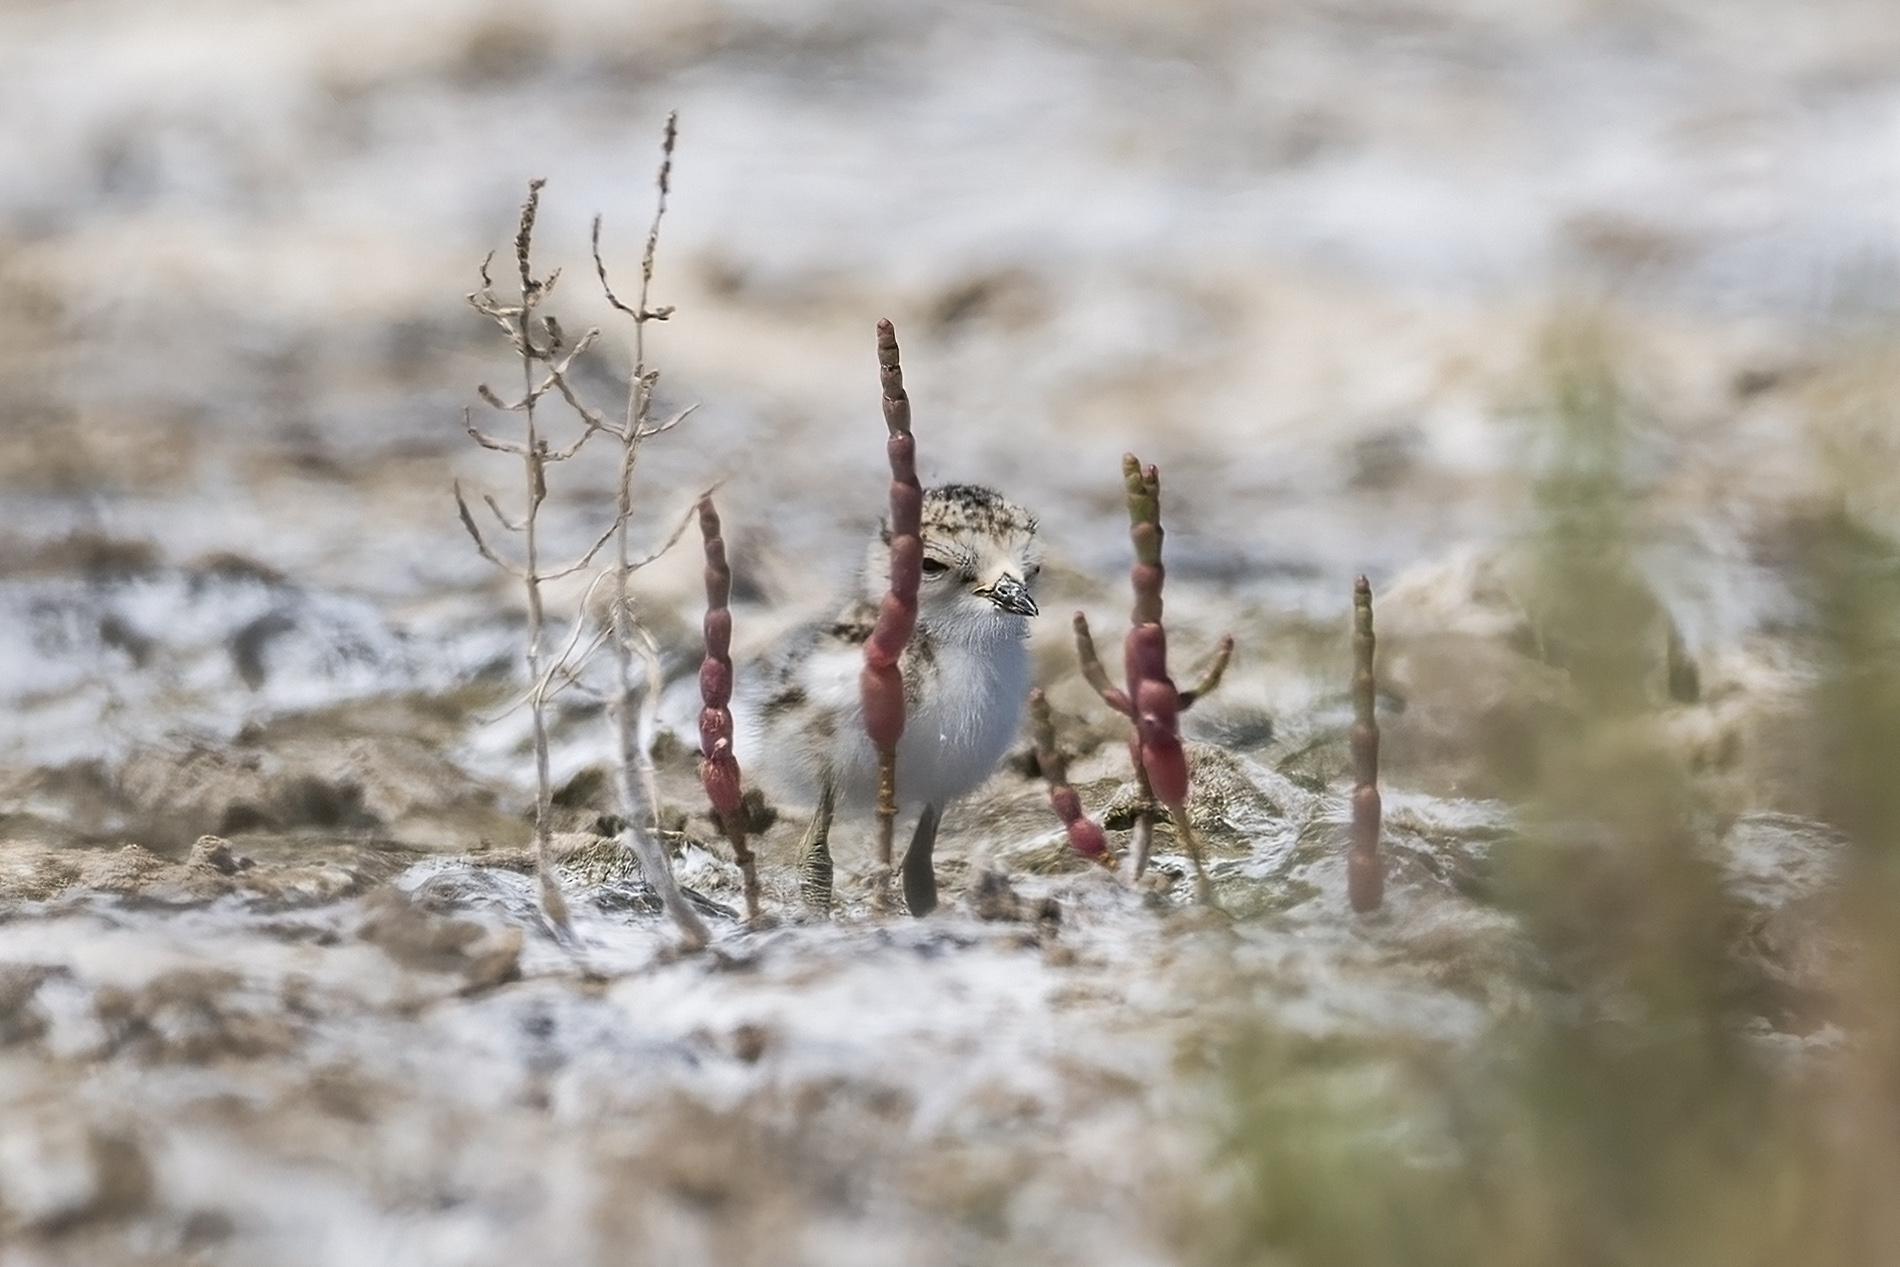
{"left": 578, "top": 112, "right": 709, "bottom": 948}
{"left": 459, "top": 177, "right": 606, "bottom": 935}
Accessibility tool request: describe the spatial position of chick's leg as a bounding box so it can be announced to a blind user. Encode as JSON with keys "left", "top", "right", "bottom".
{"left": 799, "top": 782, "right": 837, "bottom": 916}
{"left": 901, "top": 802, "right": 941, "bottom": 917}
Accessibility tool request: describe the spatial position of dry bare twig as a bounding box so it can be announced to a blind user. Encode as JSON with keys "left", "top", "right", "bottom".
{"left": 587, "top": 111, "right": 710, "bottom": 949}
{"left": 458, "top": 116, "right": 712, "bottom": 948}
{"left": 459, "top": 177, "right": 609, "bottom": 935}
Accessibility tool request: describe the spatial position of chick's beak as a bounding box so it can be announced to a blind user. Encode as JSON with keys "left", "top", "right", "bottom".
{"left": 978, "top": 573, "right": 1039, "bottom": 617}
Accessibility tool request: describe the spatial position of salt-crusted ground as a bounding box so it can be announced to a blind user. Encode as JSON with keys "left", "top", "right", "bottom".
{"left": 0, "top": 742, "right": 1849, "bottom": 1264}
{"left": 0, "top": 0, "right": 1892, "bottom": 1262}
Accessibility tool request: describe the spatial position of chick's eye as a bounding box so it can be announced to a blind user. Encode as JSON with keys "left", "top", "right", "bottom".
{"left": 920, "top": 558, "right": 949, "bottom": 576}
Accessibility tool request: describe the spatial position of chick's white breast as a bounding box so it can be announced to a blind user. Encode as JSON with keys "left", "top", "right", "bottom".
{"left": 894, "top": 636, "right": 1030, "bottom": 808}
{"left": 731, "top": 623, "right": 1029, "bottom": 814}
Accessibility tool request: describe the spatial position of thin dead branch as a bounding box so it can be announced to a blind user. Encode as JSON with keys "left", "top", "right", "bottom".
{"left": 462, "top": 407, "right": 526, "bottom": 455}
{"left": 454, "top": 482, "right": 518, "bottom": 576}
{"left": 455, "top": 178, "right": 621, "bottom": 937}
{"left": 639, "top": 403, "right": 696, "bottom": 439}
{"left": 619, "top": 621, "right": 710, "bottom": 946}
{"left": 481, "top": 492, "right": 523, "bottom": 534}
{"left": 548, "top": 366, "right": 620, "bottom": 437}
{"left": 539, "top": 521, "right": 622, "bottom": 583}
{"left": 588, "top": 110, "right": 710, "bottom": 948}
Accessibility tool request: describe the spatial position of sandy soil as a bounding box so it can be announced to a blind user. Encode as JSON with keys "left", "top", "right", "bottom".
{"left": 0, "top": 1, "right": 1891, "bottom": 1262}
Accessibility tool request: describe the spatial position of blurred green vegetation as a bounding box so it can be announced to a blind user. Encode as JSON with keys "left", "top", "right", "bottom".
{"left": 1205, "top": 314, "right": 1900, "bottom": 1267}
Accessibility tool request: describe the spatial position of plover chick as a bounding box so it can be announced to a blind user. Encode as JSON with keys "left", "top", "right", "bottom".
{"left": 731, "top": 484, "right": 1042, "bottom": 915}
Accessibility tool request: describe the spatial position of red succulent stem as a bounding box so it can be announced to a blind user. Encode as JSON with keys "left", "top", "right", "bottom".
{"left": 696, "top": 495, "right": 761, "bottom": 923}
{"left": 862, "top": 319, "right": 920, "bottom": 911}
{"left": 1073, "top": 458, "right": 1237, "bottom": 892}
{"left": 1115, "top": 454, "right": 1210, "bottom": 897}
{"left": 1073, "top": 613, "right": 1135, "bottom": 718}
{"left": 1029, "top": 689, "right": 1111, "bottom": 863}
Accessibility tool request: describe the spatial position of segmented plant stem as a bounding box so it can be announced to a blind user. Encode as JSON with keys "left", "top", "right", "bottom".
{"left": 1120, "top": 455, "right": 1206, "bottom": 899}
{"left": 696, "top": 496, "right": 761, "bottom": 923}
{"left": 861, "top": 318, "right": 921, "bottom": 915}
{"left": 1029, "top": 689, "right": 1110, "bottom": 863}
{"left": 1348, "top": 575, "right": 1384, "bottom": 913}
